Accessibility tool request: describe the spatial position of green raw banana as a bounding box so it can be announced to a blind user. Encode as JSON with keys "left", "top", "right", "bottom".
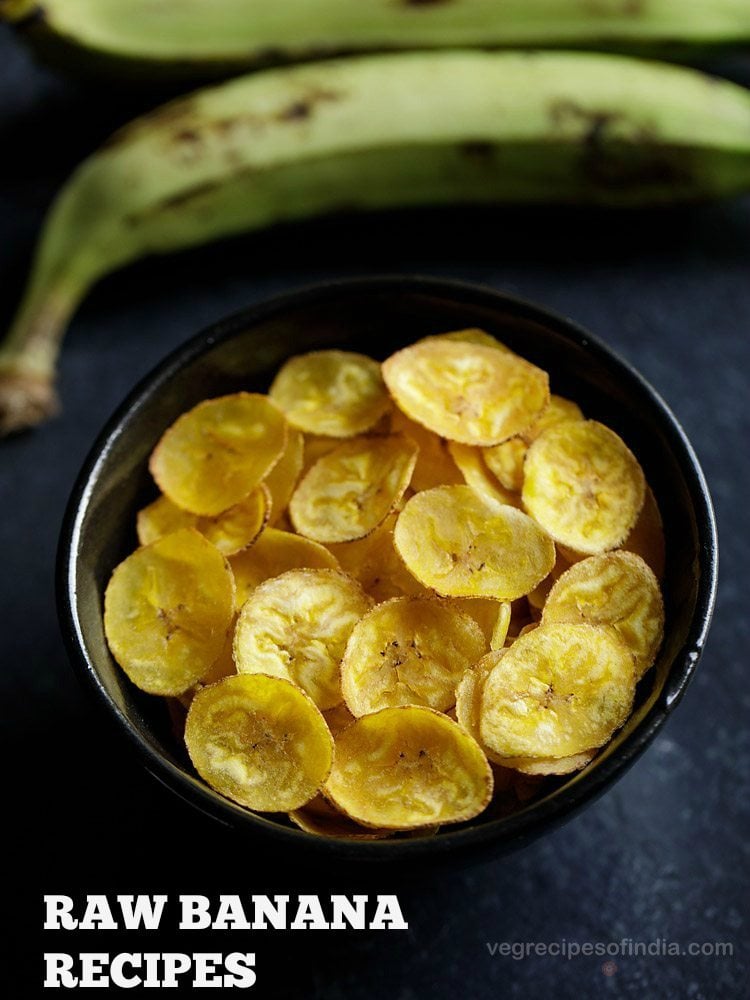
{"left": 2, "top": 49, "right": 750, "bottom": 433}
{"left": 3, "top": 0, "right": 750, "bottom": 80}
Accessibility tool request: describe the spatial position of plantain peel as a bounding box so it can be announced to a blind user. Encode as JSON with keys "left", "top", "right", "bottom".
{"left": 4, "top": 50, "right": 750, "bottom": 432}
{"left": 5, "top": 0, "right": 750, "bottom": 80}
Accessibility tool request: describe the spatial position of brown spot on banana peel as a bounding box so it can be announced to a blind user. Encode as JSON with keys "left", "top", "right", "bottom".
{"left": 549, "top": 99, "right": 696, "bottom": 193}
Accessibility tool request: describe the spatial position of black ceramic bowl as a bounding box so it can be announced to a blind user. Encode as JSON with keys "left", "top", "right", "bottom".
{"left": 58, "top": 277, "right": 717, "bottom": 863}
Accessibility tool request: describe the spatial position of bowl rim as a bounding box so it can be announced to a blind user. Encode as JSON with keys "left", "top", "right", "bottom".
{"left": 57, "top": 274, "right": 718, "bottom": 858}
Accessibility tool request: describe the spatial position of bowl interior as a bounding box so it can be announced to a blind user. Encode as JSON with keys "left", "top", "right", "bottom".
{"left": 61, "top": 278, "right": 715, "bottom": 856}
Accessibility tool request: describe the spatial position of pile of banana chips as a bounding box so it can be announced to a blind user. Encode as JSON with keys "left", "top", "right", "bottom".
{"left": 104, "top": 329, "right": 665, "bottom": 837}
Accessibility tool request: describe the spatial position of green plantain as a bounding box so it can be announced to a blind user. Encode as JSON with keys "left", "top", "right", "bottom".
{"left": 2, "top": 0, "right": 750, "bottom": 80}
{"left": 2, "top": 49, "right": 750, "bottom": 432}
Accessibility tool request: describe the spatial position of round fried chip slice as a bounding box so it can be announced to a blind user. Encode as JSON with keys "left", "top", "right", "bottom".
{"left": 418, "top": 328, "right": 513, "bottom": 353}
{"left": 185, "top": 673, "right": 333, "bottom": 812}
{"left": 622, "top": 484, "right": 666, "bottom": 581}
{"left": 269, "top": 350, "right": 390, "bottom": 437}
{"left": 543, "top": 551, "right": 664, "bottom": 678}
{"left": 229, "top": 528, "right": 339, "bottom": 609}
{"left": 522, "top": 420, "right": 645, "bottom": 554}
{"left": 150, "top": 393, "right": 287, "bottom": 516}
{"left": 323, "top": 703, "right": 356, "bottom": 737}
{"left": 382, "top": 339, "right": 549, "bottom": 446}
{"left": 327, "top": 513, "right": 428, "bottom": 602}
{"left": 448, "top": 442, "right": 519, "bottom": 508}
{"left": 449, "top": 597, "right": 506, "bottom": 644}
{"left": 480, "top": 622, "right": 636, "bottom": 758}
{"left": 482, "top": 437, "right": 527, "bottom": 493}
{"left": 490, "top": 601, "right": 512, "bottom": 650}
{"left": 103, "top": 528, "right": 235, "bottom": 696}
{"left": 454, "top": 650, "right": 508, "bottom": 766}
{"left": 290, "top": 434, "right": 418, "bottom": 544}
{"left": 325, "top": 706, "right": 493, "bottom": 829}
{"left": 341, "top": 597, "right": 486, "bottom": 717}
{"left": 394, "top": 486, "right": 555, "bottom": 600}
{"left": 500, "top": 750, "right": 596, "bottom": 776}
{"left": 137, "top": 494, "right": 198, "bottom": 546}
{"left": 137, "top": 487, "right": 270, "bottom": 556}
{"left": 234, "top": 569, "right": 372, "bottom": 710}
{"left": 390, "top": 407, "right": 462, "bottom": 492}
{"left": 521, "top": 394, "right": 584, "bottom": 444}
{"left": 289, "top": 794, "right": 392, "bottom": 840}
{"left": 264, "top": 429, "right": 304, "bottom": 525}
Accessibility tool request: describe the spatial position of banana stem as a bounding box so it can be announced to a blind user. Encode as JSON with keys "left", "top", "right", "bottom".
{"left": 0, "top": 278, "right": 82, "bottom": 434}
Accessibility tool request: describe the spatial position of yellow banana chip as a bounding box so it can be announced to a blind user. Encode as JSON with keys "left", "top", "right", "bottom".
{"left": 454, "top": 650, "right": 508, "bottom": 766}
{"left": 419, "top": 328, "right": 513, "bottom": 353}
{"left": 449, "top": 597, "right": 507, "bottom": 644}
{"left": 490, "top": 601, "right": 512, "bottom": 650}
{"left": 448, "top": 442, "right": 519, "bottom": 508}
{"left": 500, "top": 750, "right": 596, "bottom": 776}
{"left": 185, "top": 673, "right": 333, "bottom": 812}
{"left": 341, "top": 596, "right": 486, "bottom": 716}
{"left": 264, "top": 429, "right": 304, "bottom": 525}
{"left": 391, "top": 407, "right": 462, "bottom": 492}
{"left": 103, "top": 528, "right": 235, "bottom": 696}
{"left": 136, "top": 494, "right": 198, "bottom": 545}
{"left": 290, "top": 434, "right": 418, "bottom": 544}
{"left": 522, "top": 420, "right": 645, "bottom": 554}
{"left": 150, "top": 393, "right": 287, "bottom": 516}
{"left": 327, "top": 513, "right": 428, "bottom": 602}
{"left": 480, "top": 623, "right": 636, "bottom": 758}
{"left": 269, "top": 350, "right": 391, "bottom": 437}
{"left": 526, "top": 548, "right": 572, "bottom": 611}
{"left": 394, "top": 486, "right": 555, "bottom": 600}
{"left": 543, "top": 551, "right": 664, "bottom": 678}
{"left": 382, "top": 339, "right": 549, "bottom": 446}
{"left": 623, "top": 484, "right": 666, "bottom": 581}
{"left": 323, "top": 703, "right": 356, "bottom": 737}
{"left": 289, "top": 794, "right": 391, "bottom": 840}
{"left": 137, "top": 487, "right": 270, "bottom": 556}
{"left": 201, "top": 615, "right": 238, "bottom": 685}
{"left": 482, "top": 437, "right": 527, "bottom": 493}
{"left": 229, "top": 528, "right": 339, "bottom": 610}
{"left": 325, "top": 706, "right": 493, "bottom": 829}
{"left": 521, "top": 394, "right": 584, "bottom": 444}
{"left": 233, "top": 568, "right": 372, "bottom": 710}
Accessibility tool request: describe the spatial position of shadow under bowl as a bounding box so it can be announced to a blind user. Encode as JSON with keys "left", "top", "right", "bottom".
{"left": 57, "top": 276, "right": 717, "bottom": 864}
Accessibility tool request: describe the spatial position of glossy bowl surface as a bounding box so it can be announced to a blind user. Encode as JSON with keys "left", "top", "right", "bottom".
{"left": 58, "top": 277, "right": 717, "bottom": 862}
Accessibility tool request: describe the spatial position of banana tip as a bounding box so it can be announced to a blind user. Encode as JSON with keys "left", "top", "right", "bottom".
{"left": 0, "top": 370, "right": 59, "bottom": 436}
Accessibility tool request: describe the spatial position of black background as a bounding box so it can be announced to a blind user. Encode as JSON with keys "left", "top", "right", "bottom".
{"left": 2, "top": 27, "right": 748, "bottom": 998}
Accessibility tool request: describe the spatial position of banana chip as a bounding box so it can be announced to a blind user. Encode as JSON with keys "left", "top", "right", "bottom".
{"left": 327, "top": 514, "right": 428, "bottom": 602}
{"left": 289, "top": 794, "right": 391, "bottom": 840}
{"left": 522, "top": 420, "right": 645, "bottom": 554}
{"left": 323, "top": 703, "right": 356, "bottom": 737}
{"left": 137, "top": 487, "right": 270, "bottom": 556}
{"left": 500, "top": 750, "right": 596, "bottom": 775}
{"left": 526, "top": 548, "right": 572, "bottom": 611}
{"left": 482, "top": 437, "right": 527, "bottom": 493}
{"left": 290, "top": 434, "right": 418, "bottom": 544}
{"left": 264, "top": 429, "right": 304, "bottom": 525}
{"left": 325, "top": 706, "right": 493, "bottom": 829}
{"left": 521, "top": 394, "right": 584, "bottom": 444}
{"left": 490, "top": 601, "right": 512, "bottom": 650}
{"left": 391, "top": 408, "right": 462, "bottom": 492}
{"left": 450, "top": 597, "right": 507, "bottom": 644}
{"left": 382, "top": 339, "right": 549, "bottom": 446}
{"left": 394, "top": 486, "right": 555, "bottom": 600}
{"left": 448, "top": 442, "right": 519, "bottom": 508}
{"left": 623, "top": 484, "right": 666, "bottom": 581}
{"left": 234, "top": 569, "right": 372, "bottom": 710}
{"left": 480, "top": 623, "right": 636, "bottom": 758}
{"left": 229, "top": 528, "right": 339, "bottom": 609}
{"left": 543, "top": 551, "right": 664, "bottom": 678}
{"left": 419, "top": 328, "right": 513, "bottom": 353}
{"left": 270, "top": 350, "right": 390, "bottom": 437}
{"left": 341, "top": 597, "right": 486, "bottom": 716}
{"left": 454, "top": 650, "right": 508, "bottom": 766}
{"left": 150, "top": 393, "right": 287, "bottom": 516}
{"left": 104, "top": 528, "right": 235, "bottom": 696}
{"left": 185, "top": 673, "right": 333, "bottom": 812}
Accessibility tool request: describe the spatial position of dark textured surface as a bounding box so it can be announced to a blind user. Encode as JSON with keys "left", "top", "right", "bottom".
{"left": 1, "top": 28, "right": 748, "bottom": 998}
